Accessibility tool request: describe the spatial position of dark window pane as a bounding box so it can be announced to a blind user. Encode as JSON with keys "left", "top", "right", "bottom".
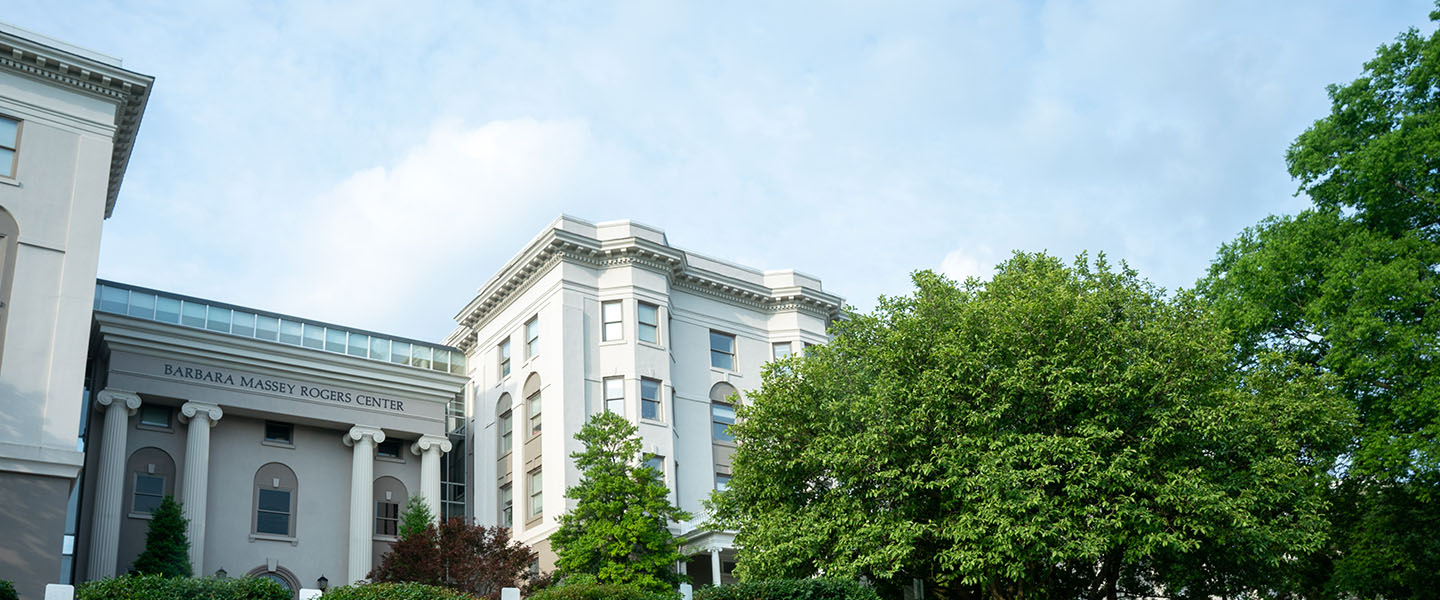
{"left": 133, "top": 494, "right": 162, "bottom": 514}
{"left": 256, "top": 512, "right": 289, "bottom": 535}
{"left": 264, "top": 422, "right": 292, "bottom": 444}
{"left": 258, "top": 489, "right": 290, "bottom": 512}
{"left": 135, "top": 474, "right": 164, "bottom": 495}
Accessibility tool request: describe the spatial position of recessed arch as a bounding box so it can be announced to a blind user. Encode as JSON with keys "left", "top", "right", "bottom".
{"left": 245, "top": 564, "right": 299, "bottom": 598}
{"left": 125, "top": 447, "right": 175, "bottom": 517}
{"left": 373, "top": 476, "right": 408, "bottom": 538}
{"left": 252, "top": 462, "right": 298, "bottom": 537}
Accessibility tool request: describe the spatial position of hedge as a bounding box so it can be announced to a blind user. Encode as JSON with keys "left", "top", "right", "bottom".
{"left": 695, "top": 579, "right": 881, "bottom": 600}
{"left": 76, "top": 574, "right": 288, "bottom": 600}
{"left": 0, "top": 579, "right": 16, "bottom": 600}
{"left": 318, "top": 582, "right": 474, "bottom": 600}
{"left": 528, "top": 576, "right": 678, "bottom": 600}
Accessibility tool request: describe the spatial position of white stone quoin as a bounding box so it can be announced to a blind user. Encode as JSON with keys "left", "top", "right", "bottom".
{"left": 179, "top": 402, "right": 223, "bottom": 573}
{"left": 344, "top": 425, "right": 385, "bottom": 584}
{"left": 87, "top": 390, "right": 141, "bottom": 579}
{"left": 412, "top": 434, "right": 453, "bottom": 522}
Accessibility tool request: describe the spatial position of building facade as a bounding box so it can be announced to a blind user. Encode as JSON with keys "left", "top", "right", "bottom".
{"left": 447, "top": 217, "right": 843, "bottom": 584}
{"left": 0, "top": 23, "right": 152, "bottom": 599}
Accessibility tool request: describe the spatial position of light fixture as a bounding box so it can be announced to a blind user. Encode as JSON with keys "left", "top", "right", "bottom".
{"left": 317, "top": 575, "right": 328, "bottom": 591}
{"left": 215, "top": 568, "right": 227, "bottom": 579}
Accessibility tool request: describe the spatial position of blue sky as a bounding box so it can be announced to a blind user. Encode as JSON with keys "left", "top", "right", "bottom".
{"left": 9, "top": 1, "right": 1435, "bottom": 341}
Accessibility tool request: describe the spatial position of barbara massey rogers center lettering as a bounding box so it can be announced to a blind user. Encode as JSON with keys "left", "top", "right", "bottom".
{"left": 158, "top": 364, "right": 409, "bottom": 412}
{"left": 0, "top": 22, "right": 844, "bottom": 600}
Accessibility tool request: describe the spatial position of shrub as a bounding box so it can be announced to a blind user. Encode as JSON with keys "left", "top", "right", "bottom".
{"left": 528, "top": 576, "right": 678, "bottom": 600}
{"left": 370, "top": 517, "right": 534, "bottom": 599}
{"left": 695, "top": 579, "right": 881, "bottom": 600}
{"left": 76, "top": 574, "right": 288, "bottom": 600}
{"left": 0, "top": 579, "right": 16, "bottom": 600}
{"left": 319, "top": 581, "right": 473, "bottom": 600}
{"left": 132, "top": 496, "right": 192, "bottom": 577}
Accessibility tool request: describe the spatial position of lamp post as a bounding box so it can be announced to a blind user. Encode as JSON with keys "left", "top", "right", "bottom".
{"left": 317, "top": 575, "right": 329, "bottom": 591}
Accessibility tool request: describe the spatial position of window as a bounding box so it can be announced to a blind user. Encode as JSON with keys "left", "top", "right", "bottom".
{"left": 139, "top": 405, "right": 171, "bottom": 428}
{"left": 710, "top": 382, "right": 739, "bottom": 443}
{"left": 1, "top": 115, "right": 19, "bottom": 178}
{"left": 715, "top": 473, "right": 731, "bottom": 492}
{"left": 499, "top": 484, "right": 513, "bottom": 527}
{"left": 525, "top": 317, "right": 539, "bottom": 359}
{"left": 603, "top": 377, "right": 625, "bottom": 416}
{"left": 498, "top": 409, "right": 513, "bottom": 455}
{"left": 375, "top": 501, "right": 399, "bottom": 536}
{"left": 528, "top": 390, "right": 542, "bottom": 436}
{"left": 528, "top": 469, "right": 543, "bottom": 518}
{"left": 710, "top": 330, "right": 736, "bottom": 370}
{"left": 132, "top": 473, "right": 165, "bottom": 514}
{"left": 264, "top": 421, "right": 293, "bottom": 445}
{"left": 498, "top": 338, "right": 511, "bottom": 378}
{"left": 640, "top": 378, "right": 662, "bottom": 421}
{"left": 638, "top": 302, "right": 659, "bottom": 344}
{"left": 772, "top": 341, "right": 792, "bottom": 360}
{"left": 256, "top": 489, "right": 292, "bottom": 535}
{"left": 377, "top": 438, "right": 403, "bottom": 459}
{"left": 602, "top": 301, "right": 623, "bottom": 341}
{"left": 644, "top": 455, "right": 665, "bottom": 477}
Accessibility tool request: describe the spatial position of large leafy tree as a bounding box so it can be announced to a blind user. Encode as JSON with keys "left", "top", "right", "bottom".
{"left": 552, "top": 411, "right": 691, "bottom": 593}
{"left": 132, "top": 496, "right": 192, "bottom": 578}
{"left": 1199, "top": 6, "right": 1440, "bottom": 597}
{"left": 370, "top": 516, "right": 535, "bottom": 600}
{"left": 711, "top": 256, "right": 1350, "bottom": 600}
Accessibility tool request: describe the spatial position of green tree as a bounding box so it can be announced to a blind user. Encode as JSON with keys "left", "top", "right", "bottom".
{"left": 552, "top": 411, "right": 692, "bottom": 593}
{"left": 399, "top": 496, "right": 435, "bottom": 541}
{"left": 711, "top": 256, "right": 1350, "bottom": 600}
{"left": 131, "top": 496, "right": 192, "bottom": 578}
{"left": 1200, "top": 6, "right": 1440, "bottom": 597}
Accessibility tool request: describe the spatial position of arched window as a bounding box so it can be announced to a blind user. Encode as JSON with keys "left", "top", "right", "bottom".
{"left": 245, "top": 564, "right": 299, "bottom": 597}
{"left": 252, "top": 463, "right": 298, "bottom": 538}
{"left": 497, "top": 393, "right": 513, "bottom": 456}
{"left": 373, "top": 476, "right": 408, "bottom": 538}
{"left": 709, "top": 382, "right": 739, "bottom": 443}
{"left": 0, "top": 206, "right": 17, "bottom": 369}
{"left": 125, "top": 447, "right": 175, "bottom": 518}
{"left": 523, "top": 373, "right": 542, "bottom": 437}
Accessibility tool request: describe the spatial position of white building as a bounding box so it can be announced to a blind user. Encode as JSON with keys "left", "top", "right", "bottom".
{"left": 448, "top": 217, "right": 843, "bottom": 585}
{"left": 0, "top": 23, "right": 152, "bottom": 599}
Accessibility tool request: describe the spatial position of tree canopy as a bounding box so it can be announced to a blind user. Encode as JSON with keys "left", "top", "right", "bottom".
{"left": 552, "top": 411, "right": 691, "bottom": 594}
{"left": 1199, "top": 6, "right": 1440, "bottom": 597}
{"left": 711, "top": 256, "right": 1350, "bottom": 600}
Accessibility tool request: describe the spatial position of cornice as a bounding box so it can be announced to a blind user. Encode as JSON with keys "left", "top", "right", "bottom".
{"left": 0, "top": 30, "right": 153, "bottom": 218}
{"left": 451, "top": 225, "right": 845, "bottom": 352}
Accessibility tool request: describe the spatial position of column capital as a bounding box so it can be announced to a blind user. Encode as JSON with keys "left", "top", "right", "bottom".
{"left": 342, "top": 425, "right": 386, "bottom": 447}
{"left": 95, "top": 389, "right": 141, "bottom": 415}
{"left": 410, "top": 434, "right": 452, "bottom": 455}
{"left": 179, "top": 402, "right": 224, "bottom": 426}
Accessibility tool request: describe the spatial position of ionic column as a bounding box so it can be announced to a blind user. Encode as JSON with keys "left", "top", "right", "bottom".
{"left": 179, "top": 402, "right": 222, "bottom": 574}
{"left": 343, "top": 425, "right": 385, "bottom": 584}
{"left": 87, "top": 390, "right": 140, "bottom": 580}
{"left": 411, "top": 434, "right": 453, "bottom": 523}
{"left": 711, "top": 548, "right": 722, "bottom": 586}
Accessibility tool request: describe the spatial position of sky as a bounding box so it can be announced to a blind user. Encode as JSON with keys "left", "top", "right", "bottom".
{"left": 8, "top": 1, "right": 1435, "bottom": 342}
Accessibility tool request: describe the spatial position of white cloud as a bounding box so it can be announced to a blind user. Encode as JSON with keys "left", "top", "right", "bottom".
{"left": 939, "top": 246, "right": 999, "bottom": 284}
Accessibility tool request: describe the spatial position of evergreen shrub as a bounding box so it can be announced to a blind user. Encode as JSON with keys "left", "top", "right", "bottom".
{"left": 75, "top": 574, "right": 287, "bottom": 600}
{"left": 131, "top": 496, "right": 192, "bottom": 577}
{"left": 0, "top": 579, "right": 16, "bottom": 600}
{"left": 318, "top": 581, "right": 473, "bottom": 600}
{"left": 528, "top": 575, "right": 678, "bottom": 600}
{"left": 695, "top": 579, "right": 881, "bottom": 600}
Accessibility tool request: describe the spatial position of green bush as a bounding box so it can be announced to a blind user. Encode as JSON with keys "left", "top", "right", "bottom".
{"left": 695, "top": 579, "right": 880, "bottom": 600}
{"left": 0, "top": 579, "right": 17, "bottom": 600}
{"left": 75, "top": 574, "right": 288, "bottom": 600}
{"left": 528, "top": 576, "right": 678, "bottom": 600}
{"left": 319, "top": 581, "right": 473, "bottom": 600}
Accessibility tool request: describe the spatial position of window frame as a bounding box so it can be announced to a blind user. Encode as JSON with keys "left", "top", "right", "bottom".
{"left": 499, "top": 483, "right": 513, "bottom": 528}
{"left": 263, "top": 421, "right": 294, "bottom": 447}
{"left": 603, "top": 376, "right": 625, "bottom": 416}
{"left": 637, "top": 302, "right": 659, "bottom": 344}
{"left": 709, "top": 330, "right": 737, "bottom": 371}
{"left": 376, "top": 438, "right": 404, "bottom": 461}
{"left": 375, "top": 500, "right": 400, "bottom": 537}
{"left": 527, "top": 389, "right": 542, "bottom": 437}
{"left": 640, "top": 377, "right": 662, "bottom": 422}
{"left": 498, "top": 338, "right": 512, "bottom": 379}
{"left": 528, "top": 469, "right": 543, "bottom": 519}
{"left": 524, "top": 317, "right": 539, "bottom": 360}
{"left": 601, "top": 300, "right": 623, "bottom": 342}
{"left": 712, "top": 401, "right": 736, "bottom": 443}
{"left": 0, "top": 114, "right": 20, "bottom": 179}
{"left": 254, "top": 487, "right": 294, "bottom": 537}
{"left": 137, "top": 405, "right": 172, "bottom": 430}
{"left": 498, "top": 409, "right": 513, "bottom": 456}
{"left": 715, "top": 473, "right": 731, "bottom": 492}
{"left": 772, "top": 341, "right": 793, "bottom": 360}
{"left": 130, "top": 472, "right": 166, "bottom": 516}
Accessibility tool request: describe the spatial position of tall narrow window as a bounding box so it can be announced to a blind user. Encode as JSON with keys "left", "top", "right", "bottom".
{"left": 0, "top": 115, "right": 19, "bottom": 178}
{"left": 498, "top": 409, "right": 513, "bottom": 455}
{"left": 710, "top": 330, "right": 736, "bottom": 370}
{"left": 0, "top": 208, "right": 14, "bottom": 368}
{"left": 641, "top": 378, "right": 662, "bottom": 421}
{"left": 528, "top": 469, "right": 543, "bottom": 518}
{"left": 498, "top": 338, "right": 512, "bottom": 378}
{"left": 132, "top": 473, "right": 165, "bottom": 514}
{"left": 527, "top": 390, "right": 542, "bottom": 436}
{"left": 644, "top": 455, "right": 665, "bottom": 477}
{"left": 375, "top": 501, "right": 399, "bottom": 536}
{"left": 525, "top": 317, "right": 539, "bottom": 359}
{"left": 253, "top": 463, "right": 298, "bottom": 537}
{"left": 602, "top": 301, "right": 622, "bottom": 341}
{"left": 710, "top": 382, "right": 739, "bottom": 443}
{"left": 499, "top": 484, "right": 513, "bottom": 527}
{"left": 715, "top": 473, "right": 731, "bottom": 492}
{"left": 772, "top": 341, "right": 792, "bottom": 360}
{"left": 638, "top": 302, "right": 659, "bottom": 344}
{"left": 603, "top": 377, "right": 625, "bottom": 416}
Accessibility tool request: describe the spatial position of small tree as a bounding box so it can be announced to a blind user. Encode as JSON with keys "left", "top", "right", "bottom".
{"left": 370, "top": 517, "right": 535, "bottom": 600}
{"left": 399, "top": 496, "right": 435, "bottom": 540}
{"left": 552, "top": 411, "right": 692, "bottom": 593}
{"left": 131, "top": 496, "right": 192, "bottom": 577}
